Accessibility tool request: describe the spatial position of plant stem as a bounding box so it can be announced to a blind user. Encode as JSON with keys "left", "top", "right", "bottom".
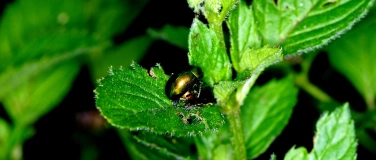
{"left": 227, "top": 110, "right": 247, "bottom": 160}
{"left": 364, "top": 92, "right": 375, "bottom": 110}
{"left": 294, "top": 73, "right": 332, "bottom": 103}
{"left": 223, "top": 72, "right": 261, "bottom": 160}
{"left": 2, "top": 124, "right": 30, "bottom": 160}
{"left": 294, "top": 52, "right": 333, "bottom": 103}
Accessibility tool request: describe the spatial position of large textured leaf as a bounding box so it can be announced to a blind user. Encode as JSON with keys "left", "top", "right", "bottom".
{"left": 284, "top": 103, "right": 357, "bottom": 160}
{"left": 95, "top": 63, "right": 224, "bottom": 136}
{"left": 242, "top": 77, "right": 298, "bottom": 159}
{"left": 188, "top": 19, "right": 232, "bottom": 86}
{"left": 252, "top": 0, "right": 374, "bottom": 55}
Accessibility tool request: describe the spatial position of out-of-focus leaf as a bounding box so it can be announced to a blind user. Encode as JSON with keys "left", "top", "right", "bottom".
{"left": 0, "top": 0, "right": 87, "bottom": 72}
{"left": 95, "top": 63, "right": 224, "bottom": 136}
{"left": 0, "top": 33, "right": 99, "bottom": 107}
{"left": 147, "top": 25, "right": 189, "bottom": 50}
{"left": 326, "top": 18, "right": 376, "bottom": 108}
{"left": 89, "top": 35, "right": 152, "bottom": 80}
{"left": 2, "top": 62, "right": 80, "bottom": 125}
{"left": 252, "top": 0, "right": 374, "bottom": 55}
{"left": 188, "top": 19, "right": 232, "bottom": 86}
{"left": 242, "top": 77, "right": 298, "bottom": 158}
{"left": 284, "top": 103, "right": 357, "bottom": 160}
{"left": 88, "top": 0, "right": 148, "bottom": 39}
{"left": 0, "top": 118, "right": 10, "bottom": 159}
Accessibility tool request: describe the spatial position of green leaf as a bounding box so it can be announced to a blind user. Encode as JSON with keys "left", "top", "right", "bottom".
{"left": 270, "top": 153, "right": 277, "bottom": 160}
{"left": 194, "top": 124, "right": 233, "bottom": 160}
{"left": 89, "top": 35, "right": 152, "bottom": 80}
{"left": 95, "top": 63, "right": 224, "bottom": 136}
{"left": 0, "top": 0, "right": 87, "bottom": 71}
{"left": 0, "top": 118, "right": 10, "bottom": 159}
{"left": 2, "top": 62, "right": 80, "bottom": 125}
{"left": 0, "top": 34, "right": 99, "bottom": 124}
{"left": 213, "top": 81, "right": 244, "bottom": 105}
{"left": 284, "top": 146, "right": 309, "bottom": 160}
{"left": 213, "top": 47, "right": 283, "bottom": 112}
{"left": 227, "top": 0, "right": 261, "bottom": 72}
{"left": 238, "top": 46, "right": 283, "bottom": 74}
{"left": 284, "top": 103, "right": 357, "bottom": 160}
{"left": 89, "top": 0, "right": 149, "bottom": 39}
{"left": 188, "top": 19, "right": 232, "bottom": 86}
{"left": 252, "top": 0, "right": 374, "bottom": 55}
{"left": 326, "top": 17, "right": 376, "bottom": 108}
{"left": 242, "top": 77, "right": 298, "bottom": 159}
{"left": 133, "top": 132, "right": 195, "bottom": 159}
{"left": 147, "top": 25, "right": 189, "bottom": 50}
{"left": 12, "top": 32, "right": 98, "bottom": 66}
{"left": 311, "top": 103, "right": 357, "bottom": 160}
{"left": 118, "top": 129, "right": 167, "bottom": 160}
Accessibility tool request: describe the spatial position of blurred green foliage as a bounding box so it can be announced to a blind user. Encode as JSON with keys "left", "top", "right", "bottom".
{"left": 1, "top": 0, "right": 376, "bottom": 160}
{"left": 0, "top": 0, "right": 149, "bottom": 159}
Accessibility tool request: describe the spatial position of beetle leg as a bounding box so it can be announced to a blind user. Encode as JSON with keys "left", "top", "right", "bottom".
{"left": 196, "top": 81, "right": 203, "bottom": 98}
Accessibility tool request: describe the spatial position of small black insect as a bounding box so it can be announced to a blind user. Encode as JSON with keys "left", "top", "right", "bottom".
{"left": 165, "top": 67, "right": 214, "bottom": 107}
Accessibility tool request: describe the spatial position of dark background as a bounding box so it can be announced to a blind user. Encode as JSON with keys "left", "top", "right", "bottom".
{"left": 0, "top": 0, "right": 373, "bottom": 159}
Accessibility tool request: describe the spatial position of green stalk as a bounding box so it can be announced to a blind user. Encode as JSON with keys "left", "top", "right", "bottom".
{"left": 294, "top": 73, "right": 332, "bottom": 103}
{"left": 221, "top": 72, "right": 261, "bottom": 160}
{"left": 227, "top": 110, "right": 247, "bottom": 160}
{"left": 2, "top": 124, "right": 30, "bottom": 160}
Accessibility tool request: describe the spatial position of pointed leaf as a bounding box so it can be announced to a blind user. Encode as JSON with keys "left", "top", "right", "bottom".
{"left": 95, "top": 63, "right": 224, "bottom": 136}
{"left": 284, "top": 146, "right": 309, "bottom": 160}
{"left": 242, "top": 77, "right": 298, "bottom": 159}
{"left": 188, "top": 19, "right": 232, "bottom": 86}
{"left": 310, "top": 103, "right": 357, "bottom": 160}
{"left": 252, "top": 0, "right": 374, "bottom": 55}
{"left": 227, "top": 0, "right": 261, "bottom": 72}
{"left": 284, "top": 103, "right": 357, "bottom": 160}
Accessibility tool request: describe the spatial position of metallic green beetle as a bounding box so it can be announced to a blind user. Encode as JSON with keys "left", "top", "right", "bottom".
{"left": 165, "top": 67, "right": 203, "bottom": 105}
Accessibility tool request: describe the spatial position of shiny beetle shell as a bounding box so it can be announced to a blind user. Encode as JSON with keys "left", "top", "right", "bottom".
{"left": 165, "top": 67, "right": 203, "bottom": 101}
